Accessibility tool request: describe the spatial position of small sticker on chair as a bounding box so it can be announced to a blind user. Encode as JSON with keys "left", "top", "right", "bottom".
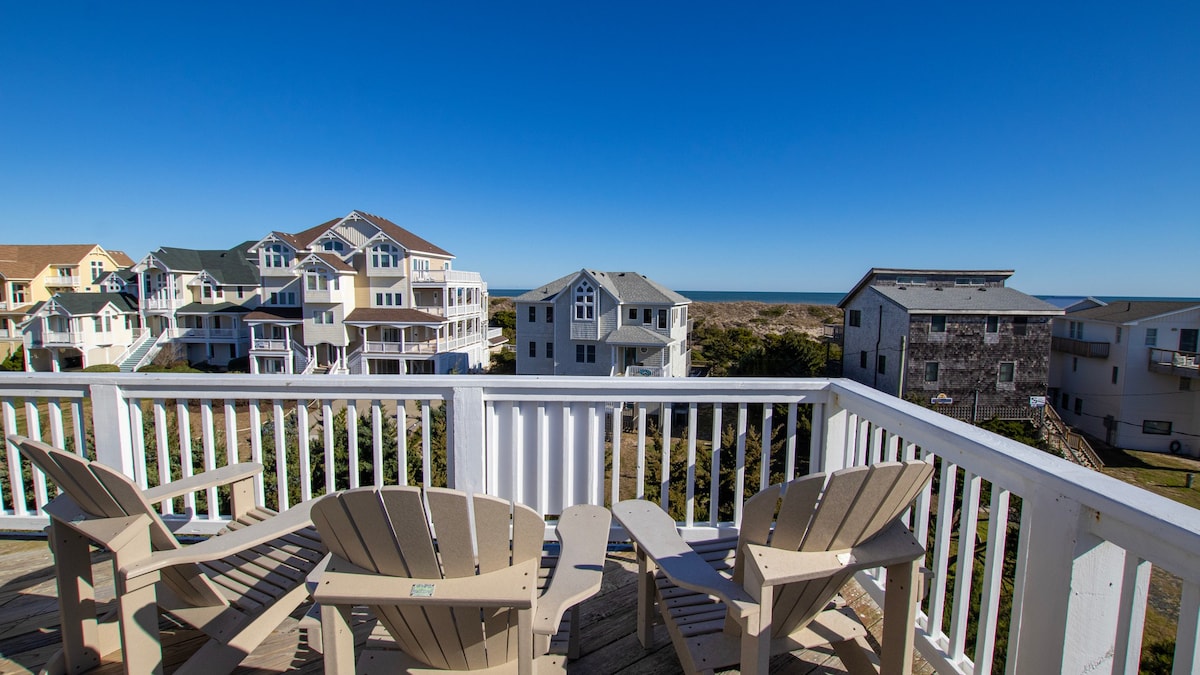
{"left": 410, "top": 584, "right": 435, "bottom": 597}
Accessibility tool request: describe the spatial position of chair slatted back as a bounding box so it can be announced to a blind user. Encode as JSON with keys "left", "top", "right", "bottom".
{"left": 734, "top": 461, "right": 933, "bottom": 639}
{"left": 311, "top": 486, "right": 545, "bottom": 671}
{"left": 15, "top": 436, "right": 228, "bottom": 608}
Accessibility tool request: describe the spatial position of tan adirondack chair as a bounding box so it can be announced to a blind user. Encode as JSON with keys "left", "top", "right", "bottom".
{"left": 11, "top": 434, "right": 326, "bottom": 675}
{"left": 614, "top": 460, "right": 934, "bottom": 675}
{"left": 308, "top": 486, "right": 612, "bottom": 674}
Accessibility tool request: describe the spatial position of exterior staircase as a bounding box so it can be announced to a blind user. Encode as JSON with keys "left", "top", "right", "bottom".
{"left": 117, "top": 333, "right": 161, "bottom": 372}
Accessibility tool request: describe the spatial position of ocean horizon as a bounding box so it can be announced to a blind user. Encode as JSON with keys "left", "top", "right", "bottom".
{"left": 490, "top": 289, "right": 1200, "bottom": 306}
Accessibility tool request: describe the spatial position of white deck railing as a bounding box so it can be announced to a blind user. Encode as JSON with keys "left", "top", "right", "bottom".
{"left": 0, "top": 373, "right": 1196, "bottom": 674}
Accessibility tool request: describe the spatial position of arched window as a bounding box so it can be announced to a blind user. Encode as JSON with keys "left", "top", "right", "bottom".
{"left": 574, "top": 281, "right": 594, "bottom": 320}
{"left": 264, "top": 243, "right": 293, "bottom": 268}
{"left": 321, "top": 239, "right": 346, "bottom": 253}
{"left": 372, "top": 243, "right": 400, "bottom": 268}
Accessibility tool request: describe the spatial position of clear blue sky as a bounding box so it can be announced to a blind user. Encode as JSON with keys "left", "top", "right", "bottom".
{"left": 2, "top": 3, "right": 1196, "bottom": 296}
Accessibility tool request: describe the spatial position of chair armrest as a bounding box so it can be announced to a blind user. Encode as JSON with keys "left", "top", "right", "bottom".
{"left": 313, "top": 556, "right": 539, "bottom": 608}
{"left": 142, "top": 462, "right": 263, "bottom": 504}
{"left": 533, "top": 504, "right": 611, "bottom": 636}
{"left": 119, "top": 498, "right": 315, "bottom": 580}
{"left": 744, "top": 521, "right": 925, "bottom": 588}
{"left": 613, "top": 500, "right": 755, "bottom": 613}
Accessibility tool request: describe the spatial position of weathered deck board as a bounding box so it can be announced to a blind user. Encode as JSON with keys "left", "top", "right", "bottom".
{"left": 0, "top": 537, "right": 929, "bottom": 674}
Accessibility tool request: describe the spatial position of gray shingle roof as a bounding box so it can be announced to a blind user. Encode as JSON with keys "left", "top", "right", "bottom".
{"left": 515, "top": 270, "right": 689, "bottom": 305}
{"left": 1069, "top": 301, "right": 1200, "bottom": 323}
{"left": 871, "top": 286, "right": 1063, "bottom": 314}
{"left": 35, "top": 292, "right": 138, "bottom": 316}
{"left": 148, "top": 242, "right": 259, "bottom": 285}
{"left": 605, "top": 326, "right": 674, "bottom": 346}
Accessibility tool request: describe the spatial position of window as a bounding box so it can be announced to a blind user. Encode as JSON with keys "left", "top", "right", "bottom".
{"left": 1111, "top": 366, "right": 1119, "bottom": 384}
{"left": 1073, "top": 357, "right": 1078, "bottom": 372}
{"left": 658, "top": 309, "right": 667, "bottom": 329}
{"left": 1073, "top": 398, "right": 1083, "bottom": 415}
{"left": 998, "top": 362, "right": 1015, "bottom": 383}
{"left": 314, "top": 310, "right": 334, "bottom": 325}
{"left": 1013, "top": 316, "right": 1028, "bottom": 336}
{"left": 1145, "top": 328, "right": 1157, "bottom": 346}
{"left": 574, "top": 282, "right": 594, "bottom": 320}
{"left": 202, "top": 284, "right": 214, "bottom": 299}
{"left": 896, "top": 276, "right": 926, "bottom": 286}
{"left": 860, "top": 350, "right": 867, "bottom": 369}
{"left": 576, "top": 344, "right": 596, "bottom": 363}
{"left": 529, "top": 342, "right": 536, "bottom": 358}
{"left": 269, "top": 291, "right": 296, "bottom": 306}
{"left": 1116, "top": 327, "right": 1122, "bottom": 343}
{"left": 924, "top": 362, "right": 939, "bottom": 382}
{"left": 930, "top": 315, "right": 946, "bottom": 333}
{"left": 1069, "top": 321, "right": 1083, "bottom": 339}
{"left": 263, "top": 244, "right": 293, "bottom": 268}
{"left": 848, "top": 310, "right": 862, "bottom": 327}
{"left": 305, "top": 269, "right": 336, "bottom": 291}
{"left": 237, "top": 286, "right": 245, "bottom": 298}
{"left": 375, "top": 293, "right": 402, "bottom": 307}
{"left": 321, "top": 240, "right": 345, "bottom": 253}
{"left": 371, "top": 243, "right": 400, "bottom": 268}
{"left": 528, "top": 306, "right": 536, "bottom": 322}
{"left": 628, "top": 308, "right": 638, "bottom": 321}
{"left": 986, "top": 316, "right": 999, "bottom": 333}
{"left": 1142, "top": 420, "right": 1172, "bottom": 435}
{"left": 546, "top": 342, "right": 554, "bottom": 358}
{"left": 955, "top": 277, "right": 985, "bottom": 286}
{"left": 93, "top": 317, "right": 103, "bottom": 331}
{"left": 90, "top": 260, "right": 104, "bottom": 282}
{"left": 546, "top": 307, "right": 553, "bottom": 323}
{"left": 877, "top": 354, "right": 886, "bottom": 374}
{"left": 12, "top": 284, "right": 27, "bottom": 304}
{"left": 643, "top": 308, "right": 652, "bottom": 324}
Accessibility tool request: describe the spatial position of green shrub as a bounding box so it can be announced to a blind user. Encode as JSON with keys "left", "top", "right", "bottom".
{"left": 83, "top": 364, "right": 120, "bottom": 372}
{"left": 227, "top": 356, "right": 250, "bottom": 373}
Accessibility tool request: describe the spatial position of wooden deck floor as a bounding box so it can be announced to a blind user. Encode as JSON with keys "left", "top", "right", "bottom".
{"left": 0, "top": 536, "right": 933, "bottom": 674}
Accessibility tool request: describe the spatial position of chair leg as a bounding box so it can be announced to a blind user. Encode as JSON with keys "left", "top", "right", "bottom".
{"left": 636, "top": 547, "right": 657, "bottom": 649}
{"left": 881, "top": 560, "right": 919, "bottom": 675}
{"left": 50, "top": 521, "right": 106, "bottom": 673}
{"left": 739, "top": 585, "right": 772, "bottom": 675}
{"left": 322, "top": 604, "right": 357, "bottom": 674}
{"left": 113, "top": 530, "right": 163, "bottom": 675}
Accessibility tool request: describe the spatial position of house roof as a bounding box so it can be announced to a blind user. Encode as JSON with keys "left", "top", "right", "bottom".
{"left": 838, "top": 267, "right": 1015, "bottom": 308}
{"left": 145, "top": 242, "right": 259, "bottom": 285}
{"left": 605, "top": 326, "right": 674, "bottom": 347}
{"left": 869, "top": 285, "right": 1064, "bottom": 315}
{"left": 514, "top": 269, "right": 690, "bottom": 306}
{"left": 176, "top": 302, "right": 252, "bottom": 315}
{"left": 1067, "top": 300, "right": 1200, "bottom": 324}
{"left": 343, "top": 308, "right": 445, "bottom": 325}
{"left": 299, "top": 251, "right": 355, "bottom": 272}
{"left": 31, "top": 292, "right": 138, "bottom": 316}
{"left": 286, "top": 210, "right": 454, "bottom": 258}
{"left": 244, "top": 307, "right": 305, "bottom": 323}
{"left": 0, "top": 244, "right": 121, "bottom": 280}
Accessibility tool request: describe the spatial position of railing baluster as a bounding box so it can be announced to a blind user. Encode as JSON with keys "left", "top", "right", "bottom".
{"left": 420, "top": 400, "right": 431, "bottom": 488}
{"left": 248, "top": 399, "right": 264, "bottom": 505}
{"left": 1175, "top": 580, "right": 1200, "bottom": 675}
{"left": 154, "top": 399, "right": 172, "bottom": 513}
{"left": 297, "top": 401, "right": 311, "bottom": 502}
{"left": 176, "top": 400, "right": 195, "bottom": 514}
{"left": 660, "top": 402, "right": 672, "bottom": 512}
{"left": 223, "top": 400, "right": 237, "bottom": 468}
{"left": 784, "top": 402, "right": 797, "bottom": 481}
{"left": 609, "top": 403, "right": 622, "bottom": 508}
{"left": 635, "top": 404, "right": 646, "bottom": 499}
{"left": 948, "top": 470, "right": 982, "bottom": 662}
{"left": 734, "top": 402, "right": 747, "bottom": 527}
{"left": 1111, "top": 553, "right": 1150, "bottom": 675}
{"left": 70, "top": 399, "right": 85, "bottom": 460}
{"left": 2, "top": 399, "right": 19, "bottom": 514}
{"left": 397, "top": 398, "right": 408, "bottom": 487}
{"left": 200, "top": 399, "right": 217, "bottom": 519}
{"left": 709, "top": 403, "right": 723, "bottom": 527}
{"left": 128, "top": 398, "right": 147, "bottom": 490}
{"left": 685, "top": 402, "right": 697, "bottom": 527}
{"left": 371, "top": 400, "right": 383, "bottom": 487}
{"left": 972, "top": 483, "right": 1011, "bottom": 675}
{"left": 927, "top": 457, "right": 958, "bottom": 640}
{"left": 346, "top": 400, "right": 358, "bottom": 489}
{"left": 271, "top": 400, "right": 287, "bottom": 511}
{"left": 759, "top": 403, "right": 772, "bottom": 491}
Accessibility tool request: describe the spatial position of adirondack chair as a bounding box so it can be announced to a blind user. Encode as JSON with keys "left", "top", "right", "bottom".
{"left": 308, "top": 486, "right": 612, "bottom": 674}
{"left": 614, "top": 460, "right": 934, "bottom": 675}
{"left": 11, "top": 434, "right": 326, "bottom": 675}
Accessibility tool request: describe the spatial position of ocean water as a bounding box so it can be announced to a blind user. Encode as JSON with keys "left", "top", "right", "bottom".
{"left": 490, "top": 289, "right": 845, "bottom": 305}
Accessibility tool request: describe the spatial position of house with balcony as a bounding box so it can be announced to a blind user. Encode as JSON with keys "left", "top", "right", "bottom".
{"left": 245, "top": 210, "right": 489, "bottom": 375}
{"left": 839, "top": 268, "right": 1063, "bottom": 420}
{"left": 1049, "top": 300, "right": 1200, "bottom": 455}
{"left": 0, "top": 244, "right": 134, "bottom": 358}
{"left": 20, "top": 292, "right": 140, "bottom": 371}
{"left": 132, "top": 243, "right": 260, "bottom": 368}
{"left": 514, "top": 269, "right": 691, "bottom": 377}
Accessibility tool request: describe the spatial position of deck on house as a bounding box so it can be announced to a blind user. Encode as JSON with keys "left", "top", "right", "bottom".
{"left": 0, "top": 536, "right": 932, "bottom": 674}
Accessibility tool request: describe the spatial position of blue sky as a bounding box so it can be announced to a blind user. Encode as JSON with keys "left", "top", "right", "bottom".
{"left": 1, "top": 3, "right": 1196, "bottom": 296}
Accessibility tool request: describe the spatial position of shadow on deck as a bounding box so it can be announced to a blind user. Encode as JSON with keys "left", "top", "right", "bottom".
{"left": 0, "top": 537, "right": 932, "bottom": 674}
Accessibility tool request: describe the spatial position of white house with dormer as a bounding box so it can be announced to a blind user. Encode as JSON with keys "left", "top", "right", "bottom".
{"left": 245, "top": 210, "right": 489, "bottom": 375}
{"left": 514, "top": 270, "right": 691, "bottom": 377}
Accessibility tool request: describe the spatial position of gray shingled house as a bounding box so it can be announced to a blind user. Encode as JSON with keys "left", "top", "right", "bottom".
{"left": 515, "top": 270, "right": 691, "bottom": 377}
{"left": 838, "top": 268, "right": 1063, "bottom": 421}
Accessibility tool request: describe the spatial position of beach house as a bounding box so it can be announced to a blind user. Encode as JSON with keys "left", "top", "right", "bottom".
{"left": 245, "top": 210, "right": 489, "bottom": 374}
{"left": 1049, "top": 300, "right": 1200, "bottom": 455}
{"left": 21, "top": 291, "right": 140, "bottom": 371}
{"left": 514, "top": 269, "right": 691, "bottom": 377}
{"left": 839, "top": 268, "right": 1063, "bottom": 420}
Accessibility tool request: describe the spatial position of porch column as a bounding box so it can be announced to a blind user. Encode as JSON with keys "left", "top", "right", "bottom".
{"left": 90, "top": 384, "right": 136, "bottom": 477}
{"left": 813, "top": 392, "right": 851, "bottom": 473}
{"left": 447, "top": 385, "right": 485, "bottom": 495}
{"left": 50, "top": 349, "right": 60, "bottom": 373}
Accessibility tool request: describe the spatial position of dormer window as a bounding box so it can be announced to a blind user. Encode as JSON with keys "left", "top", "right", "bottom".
{"left": 305, "top": 268, "right": 338, "bottom": 291}
{"left": 574, "top": 281, "right": 595, "bottom": 320}
{"left": 321, "top": 240, "right": 346, "bottom": 253}
{"left": 264, "top": 243, "right": 293, "bottom": 268}
{"left": 372, "top": 243, "right": 400, "bottom": 268}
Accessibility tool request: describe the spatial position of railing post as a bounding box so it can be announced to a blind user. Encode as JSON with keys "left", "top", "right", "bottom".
{"left": 89, "top": 383, "right": 136, "bottom": 477}
{"left": 813, "top": 390, "right": 850, "bottom": 473}
{"left": 1008, "top": 494, "right": 1126, "bottom": 674}
{"left": 448, "top": 385, "right": 485, "bottom": 496}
